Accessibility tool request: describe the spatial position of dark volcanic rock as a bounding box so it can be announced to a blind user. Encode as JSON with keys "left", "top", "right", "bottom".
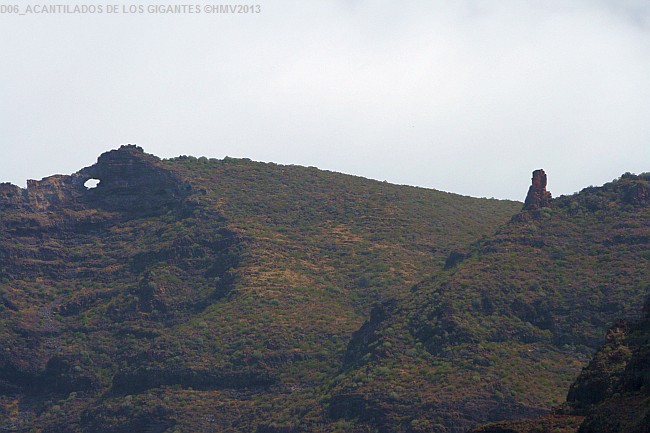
{"left": 327, "top": 393, "right": 386, "bottom": 425}
{"left": 79, "top": 403, "right": 176, "bottom": 433}
{"left": 570, "top": 298, "right": 650, "bottom": 433}
{"left": 0, "top": 145, "right": 191, "bottom": 215}
{"left": 523, "top": 169, "right": 552, "bottom": 211}
{"left": 565, "top": 320, "right": 632, "bottom": 412}
{"left": 0, "top": 182, "right": 26, "bottom": 210}
{"left": 111, "top": 366, "right": 277, "bottom": 394}
{"left": 0, "top": 361, "right": 36, "bottom": 394}
{"left": 255, "top": 424, "right": 303, "bottom": 433}
{"left": 444, "top": 250, "right": 466, "bottom": 269}
{"left": 37, "top": 355, "right": 99, "bottom": 394}
{"left": 467, "top": 414, "right": 584, "bottom": 433}
{"left": 0, "top": 145, "right": 200, "bottom": 280}
{"left": 343, "top": 300, "right": 397, "bottom": 367}
{"left": 78, "top": 144, "right": 192, "bottom": 215}
{"left": 471, "top": 297, "right": 650, "bottom": 433}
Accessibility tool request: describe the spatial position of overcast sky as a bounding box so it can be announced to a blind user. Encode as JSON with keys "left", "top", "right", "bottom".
{"left": 1, "top": 0, "right": 649, "bottom": 199}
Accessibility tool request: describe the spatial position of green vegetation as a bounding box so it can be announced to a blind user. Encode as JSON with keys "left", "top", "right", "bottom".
{"left": 0, "top": 147, "right": 647, "bottom": 432}
{"left": 327, "top": 172, "right": 649, "bottom": 431}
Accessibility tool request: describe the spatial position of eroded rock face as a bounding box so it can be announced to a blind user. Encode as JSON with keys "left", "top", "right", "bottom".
{"left": 111, "top": 366, "right": 277, "bottom": 395}
{"left": 523, "top": 169, "right": 552, "bottom": 211}
{"left": 78, "top": 145, "right": 191, "bottom": 215}
{"left": 565, "top": 320, "right": 632, "bottom": 412}
{"left": 0, "top": 145, "right": 196, "bottom": 281}
{"left": 470, "top": 297, "right": 650, "bottom": 433}
{"left": 0, "top": 183, "right": 26, "bottom": 210}
{"left": 0, "top": 145, "right": 191, "bottom": 215}
{"left": 1, "top": 175, "right": 82, "bottom": 212}
{"left": 0, "top": 145, "right": 245, "bottom": 422}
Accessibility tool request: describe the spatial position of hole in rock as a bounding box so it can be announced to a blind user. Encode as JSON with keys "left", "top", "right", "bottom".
{"left": 84, "top": 178, "right": 100, "bottom": 189}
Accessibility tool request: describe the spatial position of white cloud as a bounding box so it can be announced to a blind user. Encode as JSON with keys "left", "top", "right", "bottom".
{"left": 1, "top": 0, "right": 648, "bottom": 199}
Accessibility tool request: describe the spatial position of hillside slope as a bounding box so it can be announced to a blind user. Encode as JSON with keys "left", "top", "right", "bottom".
{"left": 0, "top": 146, "right": 520, "bottom": 432}
{"left": 326, "top": 171, "right": 649, "bottom": 432}
{"left": 566, "top": 296, "right": 650, "bottom": 433}
{"left": 469, "top": 296, "right": 650, "bottom": 433}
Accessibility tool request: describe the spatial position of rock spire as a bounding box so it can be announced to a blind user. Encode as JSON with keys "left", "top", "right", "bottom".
{"left": 523, "top": 169, "right": 552, "bottom": 211}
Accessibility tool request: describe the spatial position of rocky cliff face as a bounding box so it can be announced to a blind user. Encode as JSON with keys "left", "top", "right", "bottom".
{"left": 0, "top": 145, "right": 199, "bottom": 280}
{"left": 568, "top": 297, "right": 650, "bottom": 433}
{"left": 0, "top": 146, "right": 242, "bottom": 428}
{"left": 0, "top": 144, "right": 191, "bottom": 215}
{"left": 467, "top": 415, "right": 585, "bottom": 433}
{"left": 564, "top": 320, "right": 633, "bottom": 412}
{"left": 78, "top": 145, "right": 192, "bottom": 215}
{"left": 470, "top": 296, "right": 650, "bottom": 433}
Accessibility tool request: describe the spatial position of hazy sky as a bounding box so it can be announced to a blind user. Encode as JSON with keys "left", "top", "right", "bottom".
{"left": 1, "top": 0, "right": 649, "bottom": 199}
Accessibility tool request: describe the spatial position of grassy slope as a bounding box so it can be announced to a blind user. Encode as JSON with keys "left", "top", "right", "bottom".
{"left": 326, "top": 173, "right": 649, "bottom": 432}
{"left": 469, "top": 296, "right": 650, "bottom": 433}
{"left": 0, "top": 148, "right": 521, "bottom": 432}
{"left": 154, "top": 156, "right": 521, "bottom": 431}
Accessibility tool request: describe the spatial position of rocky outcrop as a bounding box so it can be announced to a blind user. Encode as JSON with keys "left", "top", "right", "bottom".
{"left": 37, "top": 355, "right": 100, "bottom": 394}
{"left": 565, "top": 320, "right": 632, "bottom": 412}
{"left": 0, "top": 145, "right": 191, "bottom": 215}
{"left": 327, "top": 393, "right": 387, "bottom": 426}
{"left": 111, "top": 366, "right": 277, "bottom": 394}
{"left": 78, "top": 144, "right": 192, "bottom": 215}
{"left": 0, "top": 182, "right": 26, "bottom": 210}
{"left": 255, "top": 424, "right": 303, "bottom": 433}
{"left": 78, "top": 403, "right": 176, "bottom": 433}
{"left": 471, "top": 297, "right": 650, "bottom": 433}
{"left": 569, "top": 297, "right": 650, "bottom": 433}
{"left": 467, "top": 414, "right": 584, "bottom": 433}
{"left": 523, "top": 169, "right": 552, "bottom": 211}
{"left": 343, "top": 299, "right": 397, "bottom": 367}
{"left": 0, "top": 145, "right": 201, "bottom": 281}
{"left": 444, "top": 250, "right": 466, "bottom": 269}
{"left": 0, "top": 146, "right": 244, "bottom": 412}
{"left": 0, "top": 175, "right": 81, "bottom": 212}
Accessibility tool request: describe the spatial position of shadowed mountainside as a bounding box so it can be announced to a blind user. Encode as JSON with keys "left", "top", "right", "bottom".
{"left": 0, "top": 146, "right": 647, "bottom": 432}
{"left": 0, "top": 145, "right": 522, "bottom": 432}
{"left": 470, "top": 296, "right": 650, "bottom": 433}
{"left": 324, "top": 171, "right": 648, "bottom": 432}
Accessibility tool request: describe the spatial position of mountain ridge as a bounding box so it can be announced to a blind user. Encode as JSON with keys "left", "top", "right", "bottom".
{"left": 0, "top": 146, "right": 647, "bottom": 432}
{"left": 324, "top": 170, "right": 648, "bottom": 432}
{"left": 1, "top": 145, "right": 523, "bottom": 432}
